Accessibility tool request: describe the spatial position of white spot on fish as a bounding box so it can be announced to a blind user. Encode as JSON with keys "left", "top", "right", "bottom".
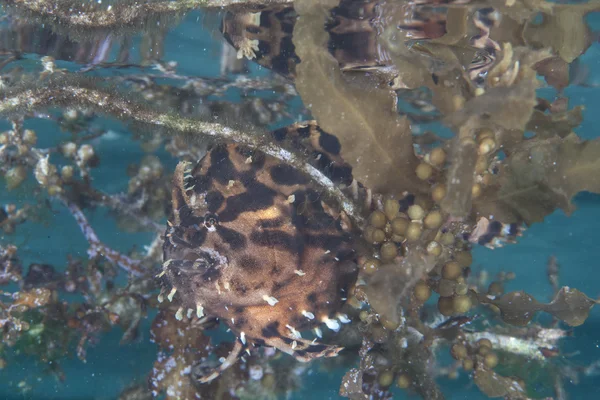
{"left": 337, "top": 313, "right": 351, "bottom": 323}
{"left": 167, "top": 287, "right": 177, "bottom": 302}
{"left": 323, "top": 317, "right": 340, "bottom": 332}
{"left": 302, "top": 310, "right": 315, "bottom": 320}
{"left": 263, "top": 295, "right": 279, "bottom": 306}
{"left": 286, "top": 324, "right": 302, "bottom": 339}
{"left": 175, "top": 307, "right": 184, "bottom": 321}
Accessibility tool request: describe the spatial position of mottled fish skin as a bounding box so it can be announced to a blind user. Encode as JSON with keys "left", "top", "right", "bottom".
{"left": 160, "top": 124, "right": 358, "bottom": 372}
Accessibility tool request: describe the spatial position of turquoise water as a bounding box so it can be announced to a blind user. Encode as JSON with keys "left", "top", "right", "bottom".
{"left": 1, "top": 4, "right": 600, "bottom": 400}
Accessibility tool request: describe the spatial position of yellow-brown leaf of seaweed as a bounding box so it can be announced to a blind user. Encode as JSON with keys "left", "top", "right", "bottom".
{"left": 479, "top": 287, "right": 597, "bottom": 327}
{"left": 524, "top": 4, "right": 599, "bottom": 64}
{"left": 292, "top": 0, "right": 422, "bottom": 195}
{"left": 473, "top": 363, "right": 527, "bottom": 399}
{"left": 486, "top": 134, "right": 600, "bottom": 224}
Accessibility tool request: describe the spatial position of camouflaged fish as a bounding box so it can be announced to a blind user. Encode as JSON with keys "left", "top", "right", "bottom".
{"left": 159, "top": 122, "right": 360, "bottom": 382}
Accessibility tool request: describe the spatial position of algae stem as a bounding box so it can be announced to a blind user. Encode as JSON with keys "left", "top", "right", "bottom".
{"left": 0, "top": 82, "right": 362, "bottom": 225}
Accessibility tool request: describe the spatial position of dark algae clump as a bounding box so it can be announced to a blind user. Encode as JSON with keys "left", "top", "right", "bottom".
{"left": 1, "top": 0, "right": 600, "bottom": 399}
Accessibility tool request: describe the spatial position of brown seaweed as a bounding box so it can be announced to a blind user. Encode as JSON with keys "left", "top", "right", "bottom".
{"left": 479, "top": 287, "right": 597, "bottom": 327}
{"left": 292, "top": 0, "right": 423, "bottom": 194}
{"left": 476, "top": 134, "right": 600, "bottom": 224}
{"left": 473, "top": 363, "right": 527, "bottom": 399}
